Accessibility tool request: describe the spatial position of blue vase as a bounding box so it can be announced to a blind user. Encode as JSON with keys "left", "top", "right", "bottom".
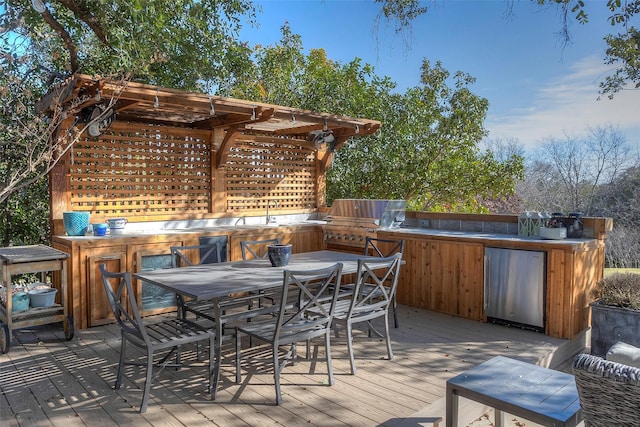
{"left": 268, "top": 244, "right": 292, "bottom": 267}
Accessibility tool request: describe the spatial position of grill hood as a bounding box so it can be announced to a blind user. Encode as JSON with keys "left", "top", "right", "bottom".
{"left": 325, "top": 199, "right": 406, "bottom": 229}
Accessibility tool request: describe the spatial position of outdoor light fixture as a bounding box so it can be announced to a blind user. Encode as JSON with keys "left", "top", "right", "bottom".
{"left": 308, "top": 129, "right": 335, "bottom": 151}
{"left": 154, "top": 89, "right": 159, "bottom": 109}
{"left": 250, "top": 106, "right": 256, "bottom": 121}
{"left": 86, "top": 104, "right": 115, "bottom": 138}
{"left": 291, "top": 111, "right": 296, "bottom": 123}
{"left": 209, "top": 98, "right": 215, "bottom": 116}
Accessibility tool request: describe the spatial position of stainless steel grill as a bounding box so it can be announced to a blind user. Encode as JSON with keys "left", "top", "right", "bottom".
{"left": 323, "top": 199, "right": 406, "bottom": 249}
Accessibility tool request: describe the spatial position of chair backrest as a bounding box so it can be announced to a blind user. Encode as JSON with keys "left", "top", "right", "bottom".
{"left": 171, "top": 242, "right": 224, "bottom": 268}
{"left": 364, "top": 237, "right": 404, "bottom": 258}
{"left": 240, "top": 238, "right": 281, "bottom": 260}
{"left": 99, "top": 264, "right": 149, "bottom": 344}
{"left": 349, "top": 253, "right": 403, "bottom": 316}
{"left": 573, "top": 353, "right": 640, "bottom": 426}
{"left": 274, "top": 263, "right": 343, "bottom": 343}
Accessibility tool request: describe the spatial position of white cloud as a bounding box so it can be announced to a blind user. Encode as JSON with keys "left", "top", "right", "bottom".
{"left": 486, "top": 55, "right": 640, "bottom": 152}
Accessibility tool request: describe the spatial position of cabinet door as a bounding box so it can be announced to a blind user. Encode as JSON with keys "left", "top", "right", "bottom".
{"left": 88, "top": 252, "right": 127, "bottom": 327}
{"left": 428, "top": 240, "right": 484, "bottom": 320}
{"left": 131, "top": 242, "right": 185, "bottom": 317}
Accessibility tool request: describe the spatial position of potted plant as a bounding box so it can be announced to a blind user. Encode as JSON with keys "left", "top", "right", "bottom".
{"left": 590, "top": 272, "right": 640, "bottom": 356}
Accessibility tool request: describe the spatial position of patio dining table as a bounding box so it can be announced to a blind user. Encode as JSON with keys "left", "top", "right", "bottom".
{"left": 133, "top": 249, "right": 372, "bottom": 398}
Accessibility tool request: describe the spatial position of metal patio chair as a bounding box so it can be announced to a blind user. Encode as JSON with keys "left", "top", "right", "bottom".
{"left": 344, "top": 237, "right": 404, "bottom": 328}
{"left": 240, "top": 238, "right": 281, "bottom": 261}
{"left": 171, "top": 243, "right": 224, "bottom": 322}
{"left": 332, "top": 253, "right": 402, "bottom": 375}
{"left": 99, "top": 264, "right": 215, "bottom": 413}
{"left": 240, "top": 238, "right": 282, "bottom": 307}
{"left": 234, "top": 262, "right": 344, "bottom": 405}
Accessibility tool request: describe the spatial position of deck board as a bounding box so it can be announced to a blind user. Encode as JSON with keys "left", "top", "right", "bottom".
{"left": 1, "top": 306, "right": 581, "bottom": 426}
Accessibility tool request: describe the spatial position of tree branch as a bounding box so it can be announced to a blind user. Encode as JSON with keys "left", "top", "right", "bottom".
{"left": 39, "top": 9, "right": 79, "bottom": 72}
{"left": 56, "top": 0, "right": 111, "bottom": 46}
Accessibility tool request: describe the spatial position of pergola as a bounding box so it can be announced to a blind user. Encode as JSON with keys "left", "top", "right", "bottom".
{"left": 37, "top": 75, "right": 381, "bottom": 234}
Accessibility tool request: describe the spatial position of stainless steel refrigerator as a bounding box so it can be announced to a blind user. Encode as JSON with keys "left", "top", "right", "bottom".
{"left": 484, "top": 247, "right": 545, "bottom": 331}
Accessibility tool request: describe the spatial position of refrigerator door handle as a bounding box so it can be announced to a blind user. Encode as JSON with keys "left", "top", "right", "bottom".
{"left": 483, "top": 254, "right": 489, "bottom": 310}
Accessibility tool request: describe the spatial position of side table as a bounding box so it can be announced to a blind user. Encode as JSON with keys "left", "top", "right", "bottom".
{"left": 446, "top": 356, "right": 582, "bottom": 427}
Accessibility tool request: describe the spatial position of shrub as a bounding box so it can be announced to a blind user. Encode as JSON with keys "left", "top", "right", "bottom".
{"left": 592, "top": 272, "right": 640, "bottom": 310}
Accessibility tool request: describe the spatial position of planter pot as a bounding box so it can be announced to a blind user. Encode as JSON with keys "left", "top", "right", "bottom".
{"left": 63, "top": 211, "right": 91, "bottom": 236}
{"left": 590, "top": 301, "right": 640, "bottom": 357}
{"left": 267, "top": 244, "right": 292, "bottom": 267}
{"left": 29, "top": 288, "right": 58, "bottom": 307}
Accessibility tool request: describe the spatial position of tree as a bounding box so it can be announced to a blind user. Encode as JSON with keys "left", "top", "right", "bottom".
{"left": 520, "top": 124, "right": 638, "bottom": 215}
{"left": 328, "top": 60, "right": 524, "bottom": 211}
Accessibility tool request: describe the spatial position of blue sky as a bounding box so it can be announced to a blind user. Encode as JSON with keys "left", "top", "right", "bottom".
{"left": 241, "top": 0, "right": 640, "bottom": 152}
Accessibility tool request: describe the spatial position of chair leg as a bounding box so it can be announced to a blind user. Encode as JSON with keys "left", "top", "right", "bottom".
{"left": 273, "top": 343, "right": 282, "bottom": 405}
{"left": 208, "top": 336, "right": 215, "bottom": 395}
{"left": 325, "top": 331, "right": 335, "bottom": 386}
{"left": 346, "top": 322, "right": 357, "bottom": 375}
{"left": 385, "top": 312, "right": 394, "bottom": 360}
{"left": 140, "top": 348, "right": 154, "bottom": 413}
{"left": 115, "top": 336, "right": 127, "bottom": 389}
{"left": 235, "top": 331, "right": 242, "bottom": 384}
{"left": 392, "top": 295, "right": 399, "bottom": 328}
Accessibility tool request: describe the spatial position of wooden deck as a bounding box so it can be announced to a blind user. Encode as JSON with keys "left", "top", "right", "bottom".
{"left": 0, "top": 306, "right": 586, "bottom": 426}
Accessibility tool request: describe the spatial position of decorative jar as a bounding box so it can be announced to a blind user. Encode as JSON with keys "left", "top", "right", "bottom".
{"left": 267, "top": 244, "right": 292, "bottom": 267}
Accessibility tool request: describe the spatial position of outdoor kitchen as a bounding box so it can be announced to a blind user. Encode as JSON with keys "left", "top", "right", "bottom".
{"left": 37, "top": 75, "right": 610, "bottom": 342}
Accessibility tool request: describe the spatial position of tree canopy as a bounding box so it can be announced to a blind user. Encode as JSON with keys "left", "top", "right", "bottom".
{"left": 1, "top": 0, "right": 256, "bottom": 92}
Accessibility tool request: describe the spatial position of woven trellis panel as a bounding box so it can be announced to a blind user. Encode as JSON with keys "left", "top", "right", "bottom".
{"left": 68, "top": 121, "right": 211, "bottom": 217}
{"left": 226, "top": 138, "right": 316, "bottom": 212}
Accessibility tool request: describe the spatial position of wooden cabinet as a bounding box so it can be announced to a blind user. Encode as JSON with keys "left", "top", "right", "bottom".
{"left": 383, "top": 229, "right": 605, "bottom": 339}
{"left": 52, "top": 224, "right": 323, "bottom": 330}
{"left": 394, "top": 236, "right": 483, "bottom": 321}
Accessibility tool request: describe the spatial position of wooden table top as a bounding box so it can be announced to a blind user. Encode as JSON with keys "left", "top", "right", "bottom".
{"left": 0, "top": 245, "right": 69, "bottom": 264}
{"left": 134, "top": 250, "right": 369, "bottom": 300}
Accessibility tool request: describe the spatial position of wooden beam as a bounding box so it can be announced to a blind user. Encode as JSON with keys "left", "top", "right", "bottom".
{"left": 193, "top": 107, "right": 276, "bottom": 130}
{"left": 216, "top": 126, "right": 241, "bottom": 168}
{"left": 331, "top": 136, "right": 350, "bottom": 153}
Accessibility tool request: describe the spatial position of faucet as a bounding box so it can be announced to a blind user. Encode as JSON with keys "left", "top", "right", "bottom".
{"left": 266, "top": 200, "right": 279, "bottom": 224}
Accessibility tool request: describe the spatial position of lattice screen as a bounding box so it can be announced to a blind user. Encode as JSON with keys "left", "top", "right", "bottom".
{"left": 68, "top": 121, "right": 211, "bottom": 218}
{"left": 67, "top": 123, "right": 317, "bottom": 220}
{"left": 226, "top": 138, "right": 317, "bottom": 212}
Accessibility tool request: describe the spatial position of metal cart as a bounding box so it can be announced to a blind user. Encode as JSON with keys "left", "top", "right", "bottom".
{"left": 0, "top": 245, "right": 73, "bottom": 353}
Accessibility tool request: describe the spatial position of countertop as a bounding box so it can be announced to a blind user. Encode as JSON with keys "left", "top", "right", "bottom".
{"left": 382, "top": 226, "right": 601, "bottom": 250}
{"left": 52, "top": 221, "right": 601, "bottom": 251}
